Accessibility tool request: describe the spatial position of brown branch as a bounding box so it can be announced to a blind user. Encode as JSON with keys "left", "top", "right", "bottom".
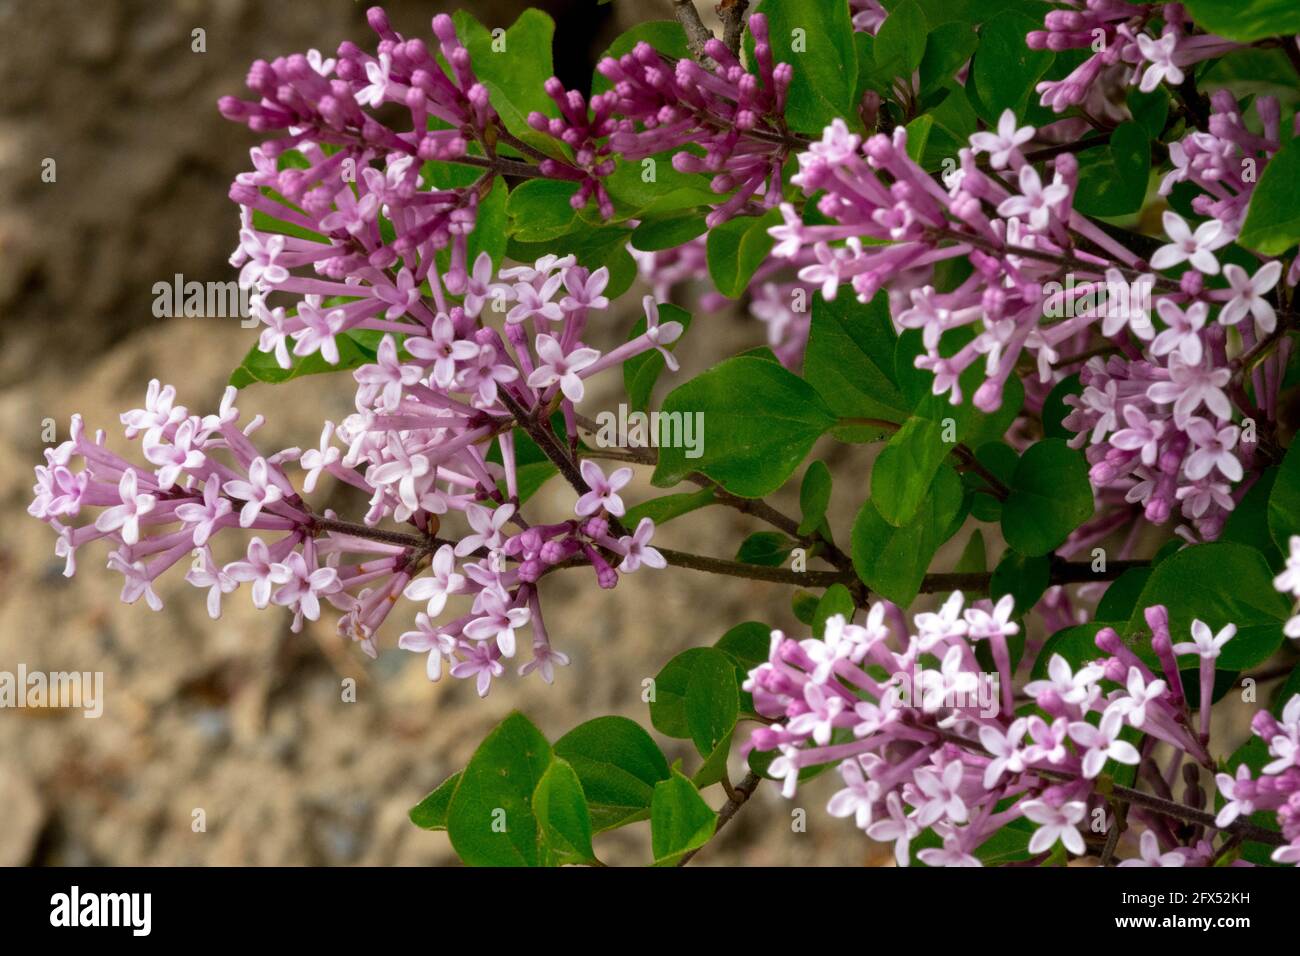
{"left": 671, "top": 0, "right": 716, "bottom": 64}
{"left": 718, "top": 0, "right": 750, "bottom": 56}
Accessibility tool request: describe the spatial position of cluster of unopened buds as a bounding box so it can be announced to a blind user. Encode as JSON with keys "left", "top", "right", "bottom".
{"left": 536, "top": 12, "right": 795, "bottom": 228}
{"left": 744, "top": 593, "right": 1300, "bottom": 866}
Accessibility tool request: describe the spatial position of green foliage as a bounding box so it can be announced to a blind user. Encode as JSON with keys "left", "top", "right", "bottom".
{"left": 1239, "top": 136, "right": 1300, "bottom": 255}
{"left": 1000, "top": 439, "right": 1094, "bottom": 557}
{"left": 650, "top": 769, "right": 717, "bottom": 865}
{"left": 1181, "top": 0, "right": 1300, "bottom": 42}
{"left": 736, "top": 531, "right": 797, "bottom": 567}
{"left": 445, "top": 712, "right": 555, "bottom": 867}
{"left": 755, "top": 0, "right": 859, "bottom": 134}
{"left": 453, "top": 9, "right": 563, "bottom": 160}
{"left": 554, "top": 717, "right": 669, "bottom": 833}
{"left": 805, "top": 292, "right": 910, "bottom": 440}
{"left": 1072, "top": 122, "right": 1151, "bottom": 217}
{"left": 968, "top": 10, "right": 1054, "bottom": 122}
{"left": 623, "top": 303, "right": 692, "bottom": 411}
{"left": 798, "top": 460, "right": 834, "bottom": 535}
{"left": 1268, "top": 437, "right": 1300, "bottom": 551}
{"left": 852, "top": 464, "right": 963, "bottom": 605}
{"left": 706, "top": 209, "right": 783, "bottom": 298}
{"left": 532, "top": 758, "right": 597, "bottom": 865}
{"left": 653, "top": 357, "right": 836, "bottom": 497}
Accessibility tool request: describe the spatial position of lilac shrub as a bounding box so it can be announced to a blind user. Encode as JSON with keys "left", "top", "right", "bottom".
{"left": 26, "top": 1, "right": 1300, "bottom": 867}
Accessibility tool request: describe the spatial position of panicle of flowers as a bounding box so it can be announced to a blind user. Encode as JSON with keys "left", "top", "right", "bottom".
{"left": 773, "top": 103, "right": 1291, "bottom": 543}
{"left": 770, "top": 111, "right": 1128, "bottom": 414}
{"left": 1029, "top": 2, "right": 1248, "bottom": 113}
{"left": 218, "top": 8, "right": 508, "bottom": 300}
{"left": 30, "top": 248, "right": 680, "bottom": 698}
{"left": 743, "top": 593, "right": 1294, "bottom": 866}
{"left": 1160, "top": 91, "right": 1299, "bottom": 245}
{"left": 536, "top": 13, "right": 796, "bottom": 227}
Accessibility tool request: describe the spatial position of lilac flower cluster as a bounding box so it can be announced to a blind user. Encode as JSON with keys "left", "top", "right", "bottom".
{"left": 33, "top": 1, "right": 687, "bottom": 697}
{"left": 31, "top": 244, "right": 679, "bottom": 697}
{"left": 1029, "top": 2, "right": 1246, "bottom": 113}
{"left": 534, "top": 13, "right": 795, "bottom": 227}
{"left": 770, "top": 97, "right": 1290, "bottom": 542}
{"left": 218, "top": 8, "right": 518, "bottom": 298}
{"left": 743, "top": 594, "right": 1298, "bottom": 866}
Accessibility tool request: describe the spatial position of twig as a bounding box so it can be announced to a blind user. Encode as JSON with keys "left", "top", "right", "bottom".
{"left": 718, "top": 0, "right": 750, "bottom": 56}
{"left": 671, "top": 0, "right": 716, "bottom": 64}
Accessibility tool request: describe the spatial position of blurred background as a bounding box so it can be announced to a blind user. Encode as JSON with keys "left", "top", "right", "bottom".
{"left": 0, "top": 0, "right": 886, "bottom": 865}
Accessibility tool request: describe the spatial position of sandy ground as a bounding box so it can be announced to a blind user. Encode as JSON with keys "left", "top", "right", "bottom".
{"left": 0, "top": 0, "right": 886, "bottom": 866}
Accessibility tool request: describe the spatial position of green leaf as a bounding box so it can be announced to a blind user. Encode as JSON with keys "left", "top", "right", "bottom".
{"left": 1268, "top": 441, "right": 1300, "bottom": 552}
{"left": 813, "top": 583, "right": 856, "bottom": 637}
{"left": 650, "top": 769, "right": 717, "bottom": 865}
{"left": 851, "top": 463, "right": 964, "bottom": 605}
{"left": 409, "top": 771, "right": 461, "bottom": 831}
{"left": 1126, "top": 87, "right": 1170, "bottom": 139}
{"left": 919, "top": 21, "right": 979, "bottom": 94}
{"left": 1223, "top": 467, "right": 1282, "bottom": 566}
{"left": 1073, "top": 122, "right": 1151, "bottom": 218}
{"left": 685, "top": 648, "right": 741, "bottom": 758}
{"left": 691, "top": 730, "right": 735, "bottom": 790}
{"left": 955, "top": 528, "right": 987, "bottom": 573}
{"left": 506, "top": 178, "right": 580, "bottom": 242}
{"left": 875, "top": 0, "right": 929, "bottom": 79}
{"left": 706, "top": 208, "right": 782, "bottom": 298}
{"left": 454, "top": 9, "right": 564, "bottom": 160}
{"left": 1181, "top": 0, "right": 1300, "bottom": 42}
{"left": 715, "top": 621, "right": 773, "bottom": 674}
{"left": 554, "top": 716, "right": 670, "bottom": 833}
{"left": 792, "top": 590, "right": 820, "bottom": 625}
{"left": 990, "top": 549, "right": 1051, "bottom": 612}
{"left": 622, "top": 303, "right": 692, "bottom": 411}
{"left": 736, "top": 531, "right": 796, "bottom": 567}
{"left": 798, "top": 460, "right": 833, "bottom": 535}
{"left": 903, "top": 114, "right": 935, "bottom": 164}
{"left": 756, "top": 0, "right": 859, "bottom": 134}
{"left": 623, "top": 487, "right": 716, "bottom": 528}
{"left": 597, "top": 152, "right": 719, "bottom": 222}
{"left": 1239, "top": 136, "right": 1300, "bottom": 255}
{"left": 649, "top": 648, "right": 712, "bottom": 739}
{"left": 1127, "top": 542, "right": 1290, "bottom": 671}
{"left": 653, "top": 357, "right": 836, "bottom": 497}
{"left": 631, "top": 211, "right": 709, "bottom": 252}
{"left": 446, "top": 712, "right": 553, "bottom": 867}
{"left": 1001, "top": 438, "right": 1094, "bottom": 557}
{"left": 532, "top": 757, "right": 596, "bottom": 865}
{"left": 871, "top": 416, "right": 948, "bottom": 526}
{"left": 805, "top": 292, "right": 909, "bottom": 439}
{"left": 1095, "top": 566, "right": 1153, "bottom": 621}
{"left": 1041, "top": 373, "right": 1081, "bottom": 440}
{"left": 969, "top": 10, "right": 1054, "bottom": 123}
